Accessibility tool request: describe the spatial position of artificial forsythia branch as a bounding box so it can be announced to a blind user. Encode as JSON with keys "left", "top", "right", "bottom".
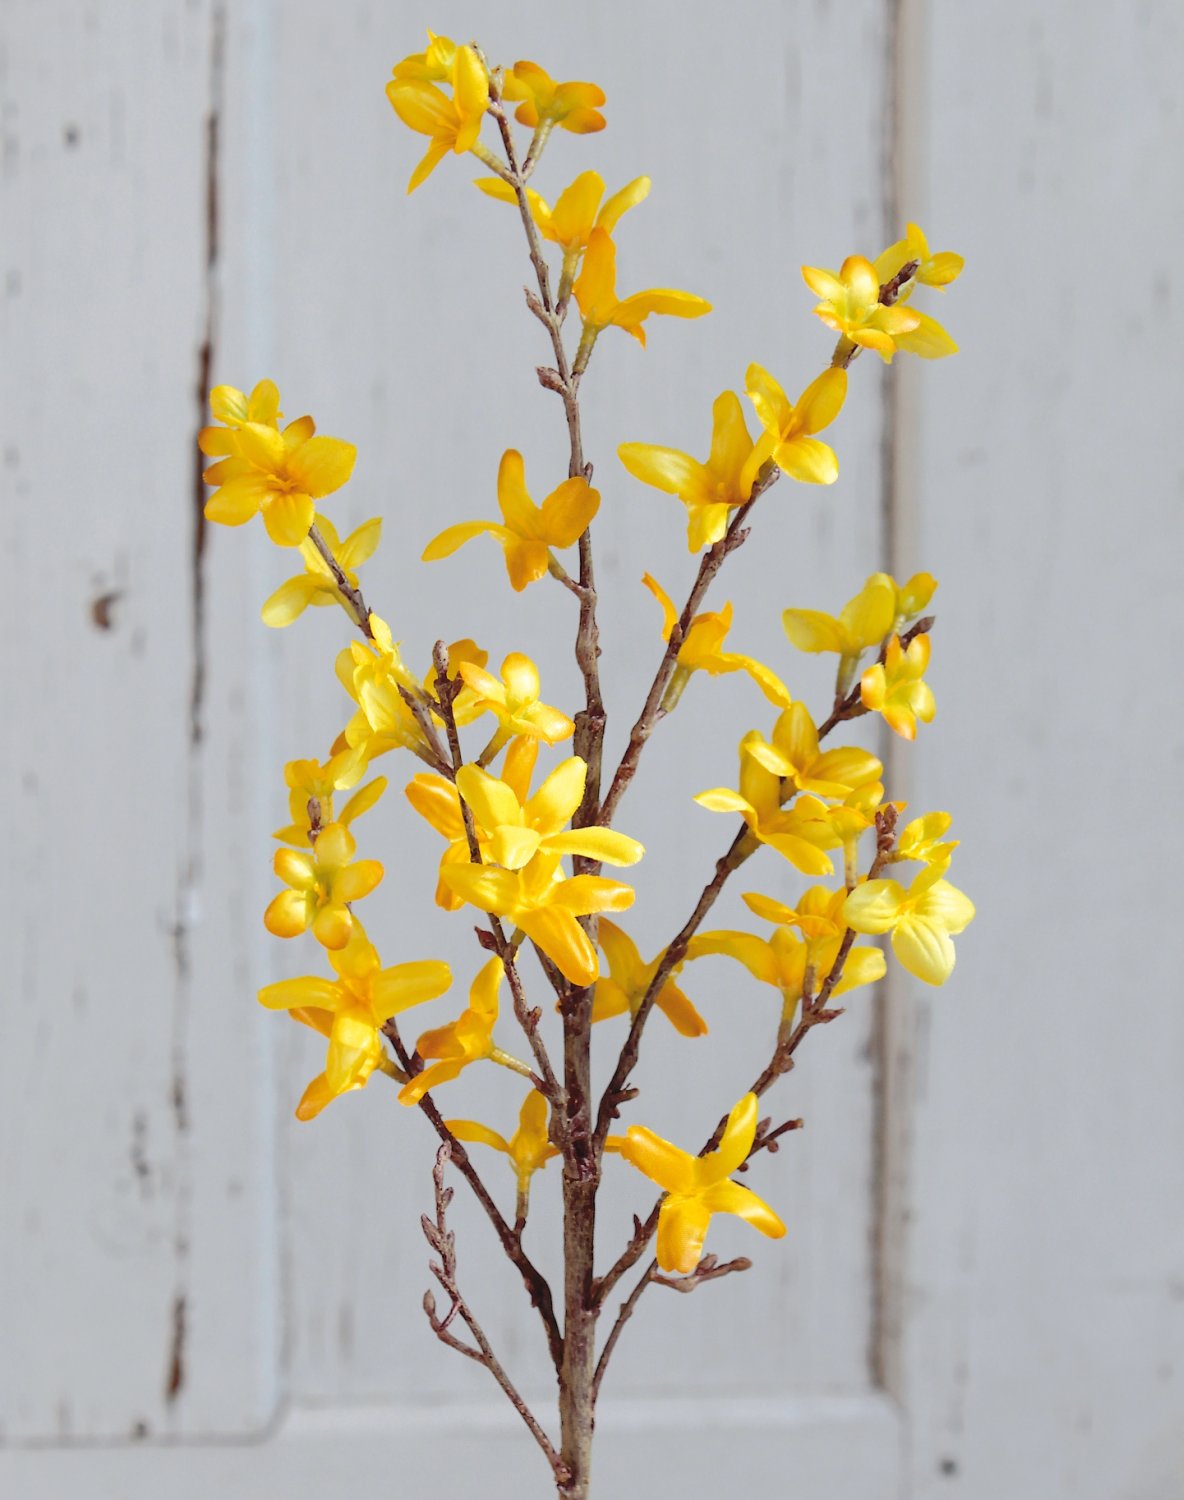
{"left": 200, "top": 30, "right": 975, "bottom": 1499}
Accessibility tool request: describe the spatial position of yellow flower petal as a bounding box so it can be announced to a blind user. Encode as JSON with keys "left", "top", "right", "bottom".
{"left": 262, "top": 491, "right": 316, "bottom": 547}
{"left": 287, "top": 436, "right": 357, "bottom": 497}
{"left": 371, "top": 959, "right": 452, "bottom": 1020}
{"left": 892, "top": 916, "right": 957, "bottom": 985}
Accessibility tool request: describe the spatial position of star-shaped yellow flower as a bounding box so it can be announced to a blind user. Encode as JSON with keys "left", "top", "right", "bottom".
{"left": 503, "top": 60, "right": 606, "bottom": 135}
{"left": 446, "top": 1088, "right": 559, "bottom": 1217}
{"left": 202, "top": 416, "right": 357, "bottom": 547}
{"left": 694, "top": 733, "right": 847, "bottom": 876}
{"left": 690, "top": 915, "right": 885, "bottom": 1025}
{"left": 875, "top": 222, "right": 964, "bottom": 292}
{"left": 783, "top": 573, "right": 895, "bottom": 660}
{"left": 574, "top": 228, "right": 711, "bottom": 352}
{"left": 259, "top": 925, "right": 451, "bottom": 1120}
{"left": 619, "top": 391, "right": 761, "bottom": 551}
{"left": 801, "top": 254, "right": 921, "bottom": 362}
{"left": 475, "top": 170, "right": 650, "bottom": 303}
{"left": 742, "top": 701, "right": 882, "bottom": 799}
{"left": 405, "top": 738, "right": 537, "bottom": 910}
{"left": 458, "top": 653, "right": 574, "bottom": 753}
{"left": 592, "top": 918, "right": 707, "bottom": 1037}
{"left": 872, "top": 223, "right": 962, "bottom": 357}
{"left": 262, "top": 514, "right": 382, "bottom": 627}
{"left": 423, "top": 450, "right": 599, "bottom": 592}
{"left": 400, "top": 956, "right": 527, "bottom": 1105}
{"left": 642, "top": 574, "right": 790, "bottom": 710}
{"left": 456, "top": 755, "right": 643, "bottom": 871}
{"left": 264, "top": 821, "right": 383, "bottom": 950}
{"left": 860, "top": 632, "right": 936, "bottom": 740}
{"left": 843, "top": 866, "right": 974, "bottom": 985}
{"left": 273, "top": 742, "right": 385, "bottom": 847}
{"left": 894, "top": 811, "right": 958, "bottom": 875}
{"left": 783, "top": 572, "right": 935, "bottom": 688}
{"left": 198, "top": 379, "right": 281, "bottom": 456}
{"left": 618, "top": 1093, "right": 787, "bottom": 1274}
{"left": 743, "top": 363, "right": 847, "bottom": 486}
{"left": 386, "top": 42, "right": 489, "bottom": 193}
{"left": 442, "top": 853, "right": 635, "bottom": 987}
{"left": 390, "top": 30, "right": 457, "bottom": 83}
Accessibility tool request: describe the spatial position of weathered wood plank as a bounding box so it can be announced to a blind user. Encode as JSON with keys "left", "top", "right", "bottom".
{"left": 0, "top": 0, "right": 280, "bottom": 1439}
{"left": 0, "top": 1393, "right": 900, "bottom": 1496}
{"left": 885, "top": 3, "right": 1184, "bottom": 1495}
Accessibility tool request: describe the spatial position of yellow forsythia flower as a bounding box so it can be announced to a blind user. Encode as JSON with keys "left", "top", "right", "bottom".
{"left": 390, "top": 30, "right": 457, "bottom": 83}
{"left": 695, "top": 734, "right": 850, "bottom": 876}
{"left": 335, "top": 612, "right": 424, "bottom": 760}
{"left": 894, "top": 811, "right": 959, "bottom": 875}
{"left": 642, "top": 574, "right": 790, "bottom": 709}
{"left": 475, "top": 170, "right": 650, "bottom": 301}
{"left": 446, "top": 1088, "right": 559, "bottom": 1209}
{"left": 442, "top": 854, "right": 635, "bottom": 987}
{"left": 873, "top": 222, "right": 963, "bottom": 357}
{"left": 618, "top": 1093, "right": 787, "bottom": 1274}
{"left": 860, "top": 632, "right": 936, "bottom": 740}
{"left": 198, "top": 379, "right": 281, "bottom": 454}
{"left": 259, "top": 925, "right": 451, "bottom": 1120}
{"left": 574, "top": 228, "right": 711, "bottom": 350}
{"left": 406, "top": 738, "right": 537, "bottom": 909}
{"left": 423, "top": 450, "right": 599, "bottom": 592}
{"left": 743, "top": 701, "right": 882, "bottom": 798}
{"left": 875, "top": 222, "right": 964, "bottom": 292}
{"left": 592, "top": 918, "right": 708, "bottom": 1038}
{"left": 843, "top": 866, "right": 975, "bottom": 986}
{"left": 202, "top": 413, "right": 357, "bottom": 548}
{"left": 690, "top": 915, "right": 885, "bottom": 1025}
{"left": 262, "top": 514, "right": 382, "bottom": 627}
{"left": 400, "top": 956, "right": 522, "bottom": 1105}
{"left": 264, "top": 821, "right": 383, "bottom": 950}
{"left": 458, "top": 653, "right": 574, "bottom": 751}
{"left": 744, "top": 363, "right": 847, "bottom": 485}
{"left": 456, "top": 755, "right": 644, "bottom": 871}
{"left": 503, "top": 60, "right": 606, "bottom": 135}
{"left": 386, "top": 43, "right": 489, "bottom": 193}
{"left": 273, "top": 742, "right": 384, "bottom": 846}
{"left": 619, "top": 391, "right": 761, "bottom": 551}
{"left": 742, "top": 885, "right": 849, "bottom": 946}
{"left": 801, "top": 255, "right": 920, "bottom": 362}
{"left": 783, "top": 573, "right": 895, "bottom": 659}
{"left": 783, "top": 570, "right": 935, "bottom": 691}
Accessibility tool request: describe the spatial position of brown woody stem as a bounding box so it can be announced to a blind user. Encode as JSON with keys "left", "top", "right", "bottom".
{"left": 423, "top": 1144, "right": 567, "bottom": 1480}
{"left": 488, "top": 80, "right": 604, "bottom": 1499}
{"left": 384, "top": 1018, "right": 563, "bottom": 1368}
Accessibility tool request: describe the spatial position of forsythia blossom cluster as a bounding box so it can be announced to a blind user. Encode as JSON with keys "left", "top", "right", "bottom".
{"left": 201, "top": 28, "right": 974, "bottom": 1293}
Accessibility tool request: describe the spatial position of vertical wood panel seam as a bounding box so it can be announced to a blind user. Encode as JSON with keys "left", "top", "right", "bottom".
{"left": 868, "top": 0, "right": 915, "bottom": 1419}
{"left": 166, "top": 0, "right": 227, "bottom": 1416}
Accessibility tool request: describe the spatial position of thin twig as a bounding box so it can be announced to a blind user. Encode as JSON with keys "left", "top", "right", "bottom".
{"left": 653, "top": 1253, "right": 752, "bottom": 1292}
{"left": 384, "top": 1017, "right": 563, "bottom": 1369}
{"left": 306, "top": 521, "right": 373, "bottom": 637}
{"left": 592, "top": 1257, "right": 655, "bottom": 1405}
{"left": 422, "top": 1144, "right": 568, "bottom": 1480}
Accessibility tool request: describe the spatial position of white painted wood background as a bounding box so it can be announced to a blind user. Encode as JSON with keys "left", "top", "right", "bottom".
{"left": 1, "top": 1, "right": 1180, "bottom": 1496}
